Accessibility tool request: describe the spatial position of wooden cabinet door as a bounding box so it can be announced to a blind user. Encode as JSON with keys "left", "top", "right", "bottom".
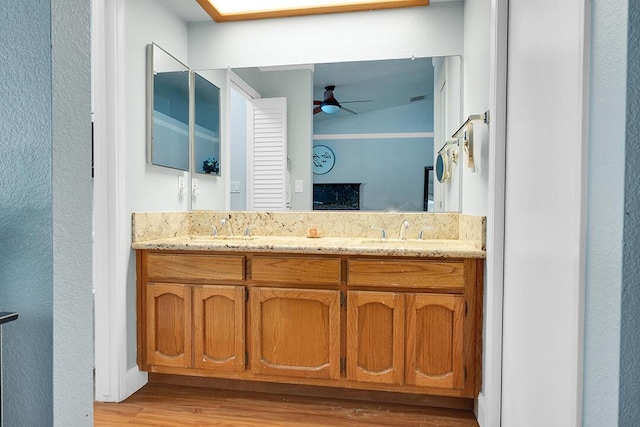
{"left": 193, "top": 286, "right": 245, "bottom": 372}
{"left": 146, "top": 283, "right": 192, "bottom": 368}
{"left": 250, "top": 287, "right": 340, "bottom": 380}
{"left": 346, "top": 291, "right": 404, "bottom": 385}
{"left": 405, "top": 293, "right": 465, "bottom": 390}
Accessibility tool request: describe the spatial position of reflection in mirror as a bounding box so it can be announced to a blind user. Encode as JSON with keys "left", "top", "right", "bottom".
{"left": 312, "top": 58, "right": 435, "bottom": 212}
{"left": 193, "top": 71, "right": 221, "bottom": 176}
{"left": 435, "top": 140, "right": 458, "bottom": 183}
{"left": 146, "top": 43, "right": 190, "bottom": 171}
{"left": 214, "top": 55, "right": 461, "bottom": 212}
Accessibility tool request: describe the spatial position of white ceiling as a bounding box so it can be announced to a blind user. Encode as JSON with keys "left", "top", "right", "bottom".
{"left": 155, "top": 0, "right": 212, "bottom": 22}
{"left": 310, "top": 58, "right": 433, "bottom": 120}
{"left": 156, "top": 0, "right": 441, "bottom": 119}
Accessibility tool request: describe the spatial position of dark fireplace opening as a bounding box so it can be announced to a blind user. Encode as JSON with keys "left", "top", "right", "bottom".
{"left": 313, "top": 183, "right": 361, "bottom": 210}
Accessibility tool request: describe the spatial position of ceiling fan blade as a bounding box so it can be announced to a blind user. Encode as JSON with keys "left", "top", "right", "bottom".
{"left": 340, "top": 106, "right": 358, "bottom": 115}
{"left": 313, "top": 106, "right": 323, "bottom": 114}
{"left": 313, "top": 100, "right": 323, "bottom": 105}
{"left": 340, "top": 100, "right": 373, "bottom": 104}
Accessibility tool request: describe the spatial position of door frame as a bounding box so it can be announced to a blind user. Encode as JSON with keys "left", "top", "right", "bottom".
{"left": 476, "top": 0, "right": 509, "bottom": 425}
{"left": 93, "top": 0, "right": 147, "bottom": 402}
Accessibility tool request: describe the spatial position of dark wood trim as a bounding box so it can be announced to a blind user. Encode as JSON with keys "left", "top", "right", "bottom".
{"left": 195, "top": 0, "right": 429, "bottom": 23}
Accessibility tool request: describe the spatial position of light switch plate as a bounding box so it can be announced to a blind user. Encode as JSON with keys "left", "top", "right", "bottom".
{"left": 178, "top": 176, "right": 186, "bottom": 197}
{"left": 294, "top": 179, "right": 303, "bottom": 193}
{"left": 230, "top": 181, "right": 241, "bottom": 193}
{"left": 192, "top": 178, "right": 199, "bottom": 196}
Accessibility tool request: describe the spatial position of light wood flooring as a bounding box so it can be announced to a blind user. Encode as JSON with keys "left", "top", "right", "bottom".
{"left": 94, "top": 383, "right": 479, "bottom": 426}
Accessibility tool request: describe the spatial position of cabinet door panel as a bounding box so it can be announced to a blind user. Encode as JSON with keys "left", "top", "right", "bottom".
{"left": 405, "top": 293, "right": 465, "bottom": 390}
{"left": 193, "top": 286, "right": 245, "bottom": 372}
{"left": 346, "top": 291, "right": 404, "bottom": 384}
{"left": 250, "top": 287, "right": 340, "bottom": 380}
{"left": 146, "top": 283, "right": 192, "bottom": 368}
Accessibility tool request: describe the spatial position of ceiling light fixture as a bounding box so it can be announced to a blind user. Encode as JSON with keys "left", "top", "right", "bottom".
{"left": 321, "top": 103, "right": 340, "bottom": 114}
{"left": 196, "top": 0, "right": 428, "bottom": 22}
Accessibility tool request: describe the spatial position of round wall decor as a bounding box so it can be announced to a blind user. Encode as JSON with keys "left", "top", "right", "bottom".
{"left": 313, "top": 145, "right": 335, "bottom": 175}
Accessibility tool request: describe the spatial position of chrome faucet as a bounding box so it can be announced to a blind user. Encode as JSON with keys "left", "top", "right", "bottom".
{"left": 369, "top": 225, "right": 387, "bottom": 239}
{"left": 221, "top": 218, "right": 234, "bottom": 237}
{"left": 398, "top": 220, "right": 409, "bottom": 240}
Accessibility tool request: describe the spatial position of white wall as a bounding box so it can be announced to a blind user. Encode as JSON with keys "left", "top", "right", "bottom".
{"left": 433, "top": 56, "right": 463, "bottom": 212}
{"left": 230, "top": 87, "right": 248, "bottom": 210}
{"left": 187, "top": 2, "right": 464, "bottom": 70}
{"left": 502, "top": 1, "right": 589, "bottom": 425}
{"left": 461, "top": 0, "right": 491, "bottom": 215}
{"left": 124, "top": 0, "right": 191, "bottom": 369}
{"left": 125, "top": 0, "right": 190, "bottom": 215}
{"left": 459, "top": 1, "right": 500, "bottom": 425}
{"left": 187, "top": 1, "right": 464, "bottom": 211}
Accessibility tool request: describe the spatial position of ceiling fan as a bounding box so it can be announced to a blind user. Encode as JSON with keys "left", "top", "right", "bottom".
{"left": 313, "top": 85, "right": 372, "bottom": 115}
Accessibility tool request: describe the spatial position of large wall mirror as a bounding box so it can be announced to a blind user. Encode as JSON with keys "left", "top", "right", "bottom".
{"left": 223, "top": 55, "right": 461, "bottom": 212}
{"left": 146, "top": 43, "right": 190, "bottom": 171}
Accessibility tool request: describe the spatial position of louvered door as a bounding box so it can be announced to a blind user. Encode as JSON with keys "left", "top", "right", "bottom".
{"left": 247, "top": 97, "right": 287, "bottom": 210}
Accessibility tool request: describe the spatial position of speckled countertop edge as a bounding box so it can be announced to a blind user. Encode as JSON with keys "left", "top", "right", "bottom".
{"left": 131, "top": 211, "right": 486, "bottom": 259}
{"left": 131, "top": 236, "right": 485, "bottom": 258}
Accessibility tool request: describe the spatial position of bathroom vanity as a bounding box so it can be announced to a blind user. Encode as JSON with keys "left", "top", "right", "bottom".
{"left": 133, "top": 211, "right": 485, "bottom": 406}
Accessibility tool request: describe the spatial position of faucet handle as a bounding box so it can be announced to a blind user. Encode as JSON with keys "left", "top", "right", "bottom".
{"left": 221, "top": 218, "right": 234, "bottom": 237}
{"left": 418, "top": 227, "right": 432, "bottom": 240}
{"left": 399, "top": 219, "right": 410, "bottom": 240}
{"left": 211, "top": 225, "right": 218, "bottom": 237}
{"left": 244, "top": 225, "right": 256, "bottom": 237}
{"left": 369, "top": 225, "right": 387, "bottom": 239}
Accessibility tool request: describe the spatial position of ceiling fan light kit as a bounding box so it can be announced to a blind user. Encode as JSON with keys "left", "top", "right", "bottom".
{"left": 321, "top": 104, "right": 340, "bottom": 114}
{"left": 313, "top": 85, "right": 371, "bottom": 115}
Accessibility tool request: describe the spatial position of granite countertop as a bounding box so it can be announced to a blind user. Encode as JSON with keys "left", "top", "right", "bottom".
{"left": 132, "top": 235, "right": 485, "bottom": 258}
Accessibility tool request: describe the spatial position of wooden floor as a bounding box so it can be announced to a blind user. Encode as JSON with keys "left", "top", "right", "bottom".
{"left": 94, "top": 383, "right": 479, "bottom": 426}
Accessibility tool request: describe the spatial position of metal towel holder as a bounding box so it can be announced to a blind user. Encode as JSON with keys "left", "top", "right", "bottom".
{"left": 452, "top": 111, "right": 490, "bottom": 172}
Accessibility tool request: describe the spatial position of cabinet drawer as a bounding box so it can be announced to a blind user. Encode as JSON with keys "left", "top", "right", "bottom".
{"left": 146, "top": 253, "right": 245, "bottom": 281}
{"left": 347, "top": 259, "right": 465, "bottom": 290}
{"left": 251, "top": 256, "right": 341, "bottom": 286}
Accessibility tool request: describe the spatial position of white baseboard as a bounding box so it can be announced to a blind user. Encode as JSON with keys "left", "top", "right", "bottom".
{"left": 125, "top": 367, "right": 148, "bottom": 400}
